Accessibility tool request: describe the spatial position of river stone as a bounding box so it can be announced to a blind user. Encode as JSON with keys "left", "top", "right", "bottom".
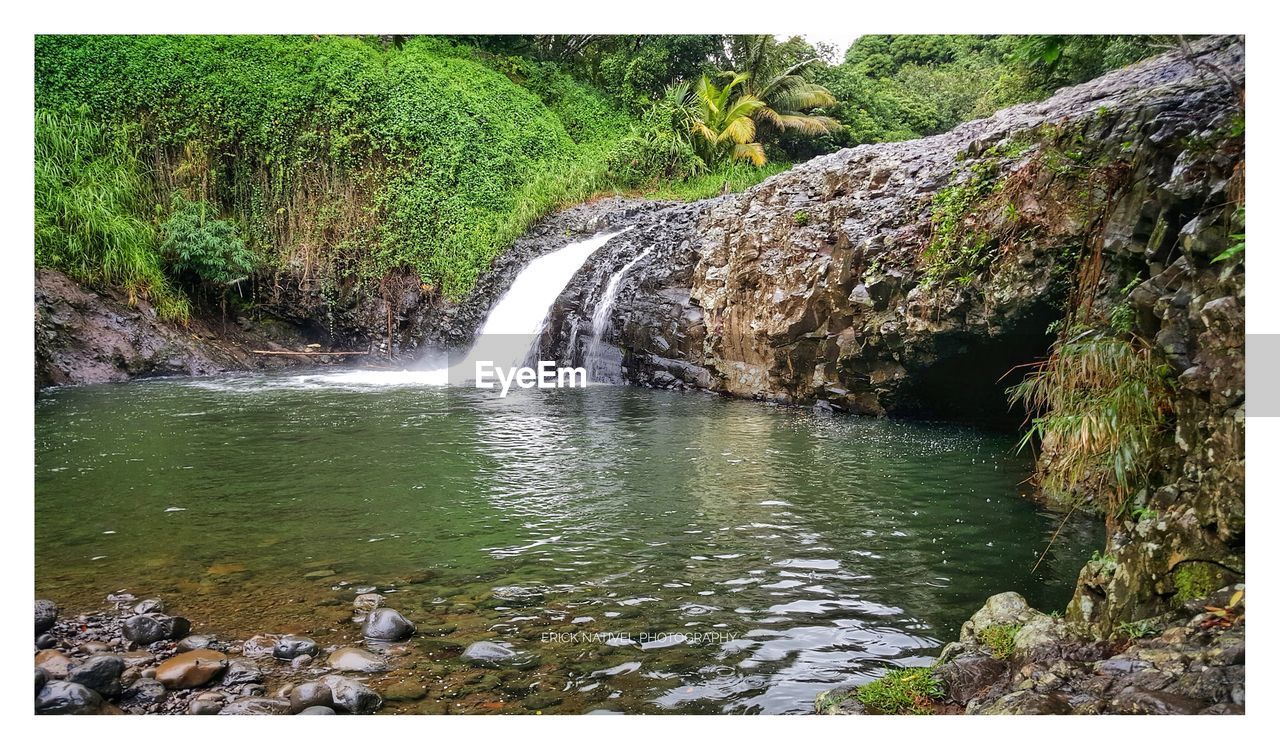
{"left": 35, "top": 599, "right": 58, "bottom": 634}
{"left": 273, "top": 634, "right": 319, "bottom": 660}
{"left": 321, "top": 675, "right": 383, "bottom": 714}
{"left": 362, "top": 608, "right": 415, "bottom": 642}
{"left": 35, "top": 633, "right": 57, "bottom": 649}
{"left": 122, "top": 614, "right": 190, "bottom": 645}
{"left": 36, "top": 680, "right": 103, "bottom": 715}
{"left": 188, "top": 700, "right": 222, "bottom": 715}
{"left": 122, "top": 677, "right": 166, "bottom": 705}
{"left": 132, "top": 598, "right": 165, "bottom": 614}
{"left": 352, "top": 593, "right": 385, "bottom": 622}
{"left": 80, "top": 640, "right": 113, "bottom": 655}
{"left": 155, "top": 649, "right": 229, "bottom": 689}
{"left": 383, "top": 680, "right": 427, "bottom": 702}
{"left": 35, "top": 649, "right": 76, "bottom": 679}
{"left": 289, "top": 680, "right": 337, "bottom": 713}
{"left": 36, "top": 667, "right": 48, "bottom": 695}
{"left": 219, "top": 697, "right": 292, "bottom": 715}
{"left": 327, "top": 647, "right": 388, "bottom": 673}
{"left": 68, "top": 654, "right": 125, "bottom": 697}
{"left": 177, "top": 634, "right": 215, "bottom": 652}
{"left": 461, "top": 641, "right": 529, "bottom": 668}
{"left": 241, "top": 634, "right": 278, "bottom": 658}
{"left": 298, "top": 705, "right": 336, "bottom": 715}
{"left": 222, "top": 658, "right": 264, "bottom": 686}
{"left": 959, "top": 592, "right": 1037, "bottom": 641}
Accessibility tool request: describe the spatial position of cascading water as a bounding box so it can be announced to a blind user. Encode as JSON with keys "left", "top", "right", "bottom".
{"left": 584, "top": 246, "right": 652, "bottom": 383}
{"left": 299, "top": 228, "right": 629, "bottom": 386}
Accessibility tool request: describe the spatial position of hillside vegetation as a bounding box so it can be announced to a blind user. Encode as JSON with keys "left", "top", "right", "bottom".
{"left": 34, "top": 34, "right": 1174, "bottom": 318}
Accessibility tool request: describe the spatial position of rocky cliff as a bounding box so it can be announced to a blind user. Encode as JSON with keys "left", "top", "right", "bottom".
{"left": 543, "top": 36, "right": 1245, "bottom": 653}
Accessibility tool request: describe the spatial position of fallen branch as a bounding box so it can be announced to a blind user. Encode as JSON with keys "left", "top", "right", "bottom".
{"left": 250, "top": 349, "right": 368, "bottom": 356}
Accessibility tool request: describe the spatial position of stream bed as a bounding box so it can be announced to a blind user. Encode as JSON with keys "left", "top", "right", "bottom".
{"left": 35, "top": 372, "right": 1099, "bottom": 714}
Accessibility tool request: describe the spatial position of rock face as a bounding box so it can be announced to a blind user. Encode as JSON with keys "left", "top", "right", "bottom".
{"left": 34, "top": 269, "right": 318, "bottom": 390}
{"left": 542, "top": 36, "right": 1245, "bottom": 637}
{"left": 919, "top": 588, "right": 1244, "bottom": 714}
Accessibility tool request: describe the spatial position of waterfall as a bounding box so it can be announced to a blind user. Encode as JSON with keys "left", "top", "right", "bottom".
{"left": 296, "top": 227, "right": 628, "bottom": 387}
{"left": 584, "top": 247, "right": 652, "bottom": 383}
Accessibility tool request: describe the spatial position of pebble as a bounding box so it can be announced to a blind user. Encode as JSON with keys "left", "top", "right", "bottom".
{"left": 222, "top": 658, "right": 264, "bottom": 686}
{"left": 132, "top": 598, "right": 165, "bottom": 615}
{"left": 298, "top": 705, "right": 336, "bottom": 715}
{"left": 177, "top": 634, "right": 216, "bottom": 652}
{"left": 122, "top": 677, "right": 166, "bottom": 705}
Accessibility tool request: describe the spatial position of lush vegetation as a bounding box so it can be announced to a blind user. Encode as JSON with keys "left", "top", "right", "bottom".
{"left": 853, "top": 667, "right": 944, "bottom": 714}
{"left": 35, "top": 34, "right": 1174, "bottom": 313}
{"left": 978, "top": 624, "right": 1022, "bottom": 660}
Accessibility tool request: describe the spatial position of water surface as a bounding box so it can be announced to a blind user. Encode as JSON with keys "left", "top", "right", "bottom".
{"left": 35, "top": 373, "right": 1098, "bottom": 714}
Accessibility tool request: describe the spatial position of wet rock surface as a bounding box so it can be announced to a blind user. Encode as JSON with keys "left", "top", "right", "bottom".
{"left": 819, "top": 589, "right": 1244, "bottom": 715}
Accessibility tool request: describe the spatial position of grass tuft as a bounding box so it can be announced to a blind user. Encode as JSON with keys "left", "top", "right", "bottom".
{"left": 855, "top": 667, "right": 944, "bottom": 714}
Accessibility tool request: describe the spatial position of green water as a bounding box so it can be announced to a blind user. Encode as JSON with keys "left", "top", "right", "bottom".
{"left": 35, "top": 372, "right": 1099, "bottom": 714}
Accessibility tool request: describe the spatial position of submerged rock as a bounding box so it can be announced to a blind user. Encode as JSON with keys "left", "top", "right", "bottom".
{"left": 327, "top": 647, "right": 388, "bottom": 673}
{"left": 321, "top": 675, "right": 383, "bottom": 714}
{"left": 461, "top": 641, "right": 536, "bottom": 669}
{"left": 362, "top": 608, "right": 415, "bottom": 642}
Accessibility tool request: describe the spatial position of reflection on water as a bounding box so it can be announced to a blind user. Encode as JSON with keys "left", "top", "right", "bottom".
{"left": 35, "top": 372, "right": 1099, "bottom": 714}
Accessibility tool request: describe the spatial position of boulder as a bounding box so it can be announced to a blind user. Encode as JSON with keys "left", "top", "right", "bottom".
{"left": 362, "top": 608, "right": 415, "bottom": 642}
{"left": 155, "top": 649, "right": 229, "bottom": 689}
{"left": 122, "top": 614, "right": 190, "bottom": 645}
{"left": 34, "top": 599, "right": 58, "bottom": 634}
{"left": 36, "top": 680, "right": 103, "bottom": 715}
{"left": 67, "top": 654, "right": 125, "bottom": 697}
{"left": 219, "top": 697, "right": 292, "bottom": 715}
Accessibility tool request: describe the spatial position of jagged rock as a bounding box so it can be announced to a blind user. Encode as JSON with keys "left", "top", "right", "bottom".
{"left": 320, "top": 675, "right": 383, "bottom": 714}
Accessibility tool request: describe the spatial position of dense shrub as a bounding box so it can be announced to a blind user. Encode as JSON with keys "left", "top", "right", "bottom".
{"left": 34, "top": 109, "right": 188, "bottom": 321}
{"left": 160, "top": 195, "right": 255, "bottom": 288}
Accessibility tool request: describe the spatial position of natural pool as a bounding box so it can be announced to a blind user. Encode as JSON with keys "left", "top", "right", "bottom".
{"left": 35, "top": 373, "right": 1099, "bottom": 714}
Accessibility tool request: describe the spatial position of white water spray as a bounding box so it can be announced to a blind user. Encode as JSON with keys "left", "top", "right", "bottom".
{"left": 294, "top": 228, "right": 629, "bottom": 387}
{"left": 584, "top": 247, "right": 652, "bottom": 383}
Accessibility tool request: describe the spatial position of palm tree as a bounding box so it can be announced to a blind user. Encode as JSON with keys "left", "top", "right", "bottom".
{"left": 668, "top": 73, "right": 767, "bottom": 168}
{"left": 731, "top": 35, "right": 840, "bottom": 136}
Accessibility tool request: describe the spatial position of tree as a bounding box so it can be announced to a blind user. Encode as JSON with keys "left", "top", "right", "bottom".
{"left": 670, "top": 73, "right": 767, "bottom": 168}
{"left": 729, "top": 36, "right": 840, "bottom": 137}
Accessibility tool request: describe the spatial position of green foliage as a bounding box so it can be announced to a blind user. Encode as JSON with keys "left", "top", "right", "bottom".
{"left": 920, "top": 160, "right": 1004, "bottom": 287}
{"left": 1172, "top": 563, "right": 1220, "bottom": 606}
{"left": 1115, "top": 619, "right": 1162, "bottom": 640}
{"left": 855, "top": 667, "right": 944, "bottom": 714}
{"left": 672, "top": 74, "right": 769, "bottom": 168}
{"left": 1011, "top": 331, "right": 1174, "bottom": 519}
{"left": 793, "top": 210, "right": 811, "bottom": 227}
{"left": 978, "top": 624, "right": 1021, "bottom": 660}
{"left": 160, "top": 195, "right": 255, "bottom": 287}
{"left": 1214, "top": 206, "right": 1245, "bottom": 263}
{"left": 35, "top": 35, "right": 654, "bottom": 299}
{"left": 34, "top": 109, "right": 188, "bottom": 321}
